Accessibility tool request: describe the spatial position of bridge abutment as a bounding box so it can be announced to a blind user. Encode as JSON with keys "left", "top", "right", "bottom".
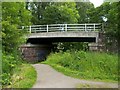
{"left": 20, "top": 44, "right": 52, "bottom": 63}
{"left": 88, "top": 32, "right": 105, "bottom": 51}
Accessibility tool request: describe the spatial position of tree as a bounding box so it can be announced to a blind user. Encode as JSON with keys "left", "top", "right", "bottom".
{"left": 106, "top": 2, "right": 118, "bottom": 38}
{"left": 117, "top": 1, "right": 120, "bottom": 40}
{"left": 27, "top": 2, "right": 50, "bottom": 24}
{"left": 87, "top": 2, "right": 118, "bottom": 38}
{"left": 75, "top": 2, "right": 94, "bottom": 23}
{"left": 2, "top": 2, "right": 32, "bottom": 85}
{"left": 42, "top": 2, "right": 80, "bottom": 24}
{"left": 2, "top": 2, "right": 32, "bottom": 53}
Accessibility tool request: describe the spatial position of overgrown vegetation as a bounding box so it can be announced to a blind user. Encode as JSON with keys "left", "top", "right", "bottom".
{"left": 1, "top": 2, "right": 33, "bottom": 87}
{"left": 43, "top": 51, "right": 118, "bottom": 81}
{"left": 2, "top": 53, "right": 22, "bottom": 86}
{"left": 57, "top": 42, "right": 88, "bottom": 52}
{"left": 6, "top": 64, "right": 37, "bottom": 88}
{"left": 2, "top": 53, "right": 37, "bottom": 88}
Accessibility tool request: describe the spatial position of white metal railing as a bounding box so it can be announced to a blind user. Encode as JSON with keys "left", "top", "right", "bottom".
{"left": 22, "top": 23, "right": 102, "bottom": 33}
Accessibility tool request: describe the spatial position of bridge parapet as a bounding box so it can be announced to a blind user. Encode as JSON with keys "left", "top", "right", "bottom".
{"left": 22, "top": 23, "right": 103, "bottom": 33}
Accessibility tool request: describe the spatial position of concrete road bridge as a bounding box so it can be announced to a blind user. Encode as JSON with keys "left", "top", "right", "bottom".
{"left": 21, "top": 23, "right": 104, "bottom": 62}
{"left": 22, "top": 23, "right": 103, "bottom": 43}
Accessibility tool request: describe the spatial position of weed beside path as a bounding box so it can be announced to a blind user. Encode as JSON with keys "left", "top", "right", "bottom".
{"left": 43, "top": 51, "right": 118, "bottom": 82}
{"left": 5, "top": 64, "right": 37, "bottom": 88}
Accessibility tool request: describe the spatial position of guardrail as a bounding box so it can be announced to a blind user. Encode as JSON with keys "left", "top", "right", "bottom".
{"left": 22, "top": 23, "right": 103, "bottom": 33}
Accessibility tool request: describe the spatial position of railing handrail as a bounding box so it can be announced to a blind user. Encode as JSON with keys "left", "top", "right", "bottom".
{"left": 22, "top": 23, "right": 103, "bottom": 33}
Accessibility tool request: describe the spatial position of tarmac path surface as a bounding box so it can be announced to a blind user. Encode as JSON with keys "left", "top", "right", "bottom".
{"left": 31, "top": 64, "right": 118, "bottom": 88}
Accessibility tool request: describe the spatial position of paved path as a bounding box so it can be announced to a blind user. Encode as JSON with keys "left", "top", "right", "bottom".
{"left": 31, "top": 64, "right": 118, "bottom": 88}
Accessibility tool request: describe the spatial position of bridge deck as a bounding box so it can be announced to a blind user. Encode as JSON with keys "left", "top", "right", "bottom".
{"left": 23, "top": 23, "right": 103, "bottom": 43}
{"left": 28, "top": 31, "right": 99, "bottom": 38}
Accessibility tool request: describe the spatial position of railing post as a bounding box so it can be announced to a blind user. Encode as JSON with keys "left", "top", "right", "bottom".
{"left": 65, "top": 24, "right": 67, "bottom": 32}
{"left": 22, "top": 26, "right": 24, "bottom": 29}
{"left": 29, "top": 26, "right": 31, "bottom": 33}
{"left": 47, "top": 25, "right": 48, "bottom": 32}
{"left": 85, "top": 23, "right": 86, "bottom": 31}
{"left": 94, "top": 23, "right": 95, "bottom": 31}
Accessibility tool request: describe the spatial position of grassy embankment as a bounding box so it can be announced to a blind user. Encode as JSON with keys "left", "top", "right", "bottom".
{"left": 6, "top": 64, "right": 37, "bottom": 89}
{"left": 2, "top": 52, "right": 37, "bottom": 89}
{"left": 42, "top": 51, "right": 118, "bottom": 82}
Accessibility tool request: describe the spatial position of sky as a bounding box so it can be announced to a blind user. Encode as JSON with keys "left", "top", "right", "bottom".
{"left": 89, "top": 0, "right": 104, "bottom": 7}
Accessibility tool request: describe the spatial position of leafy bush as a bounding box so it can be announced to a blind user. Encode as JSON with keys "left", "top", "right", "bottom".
{"left": 1, "top": 53, "right": 22, "bottom": 85}
{"left": 1, "top": 2, "right": 32, "bottom": 87}
{"left": 45, "top": 51, "right": 118, "bottom": 81}
{"left": 9, "top": 64, "right": 37, "bottom": 88}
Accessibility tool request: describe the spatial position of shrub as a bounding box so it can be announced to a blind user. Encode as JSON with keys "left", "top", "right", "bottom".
{"left": 1, "top": 53, "right": 22, "bottom": 85}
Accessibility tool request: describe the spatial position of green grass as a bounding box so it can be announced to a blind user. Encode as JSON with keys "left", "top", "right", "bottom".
{"left": 42, "top": 51, "right": 118, "bottom": 82}
{"left": 0, "top": 50, "right": 1, "bottom": 89}
{"left": 6, "top": 64, "right": 37, "bottom": 89}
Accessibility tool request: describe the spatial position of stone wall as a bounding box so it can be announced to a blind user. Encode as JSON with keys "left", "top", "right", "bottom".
{"left": 20, "top": 44, "right": 51, "bottom": 63}
{"left": 88, "top": 32, "right": 118, "bottom": 53}
{"left": 88, "top": 32, "right": 105, "bottom": 51}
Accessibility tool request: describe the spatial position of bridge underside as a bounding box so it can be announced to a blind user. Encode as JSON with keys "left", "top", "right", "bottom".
{"left": 27, "top": 37, "right": 96, "bottom": 44}
{"left": 27, "top": 32, "right": 98, "bottom": 44}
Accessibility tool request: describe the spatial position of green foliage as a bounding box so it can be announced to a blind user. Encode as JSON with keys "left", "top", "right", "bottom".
{"left": 2, "top": 21, "right": 25, "bottom": 52}
{"left": 86, "top": 2, "right": 118, "bottom": 53}
{"left": 44, "top": 51, "right": 118, "bottom": 81}
{"left": 87, "top": 2, "right": 118, "bottom": 38}
{"left": 76, "top": 2, "right": 94, "bottom": 23}
{"left": 1, "top": 53, "right": 22, "bottom": 85}
{"left": 2, "top": 2, "right": 31, "bottom": 26}
{"left": 2, "top": 2, "right": 31, "bottom": 53}
{"left": 8, "top": 64, "right": 37, "bottom": 88}
{"left": 104, "top": 2, "right": 118, "bottom": 38}
{"left": 42, "top": 2, "right": 80, "bottom": 24}
{"left": 29, "top": 2, "right": 94, "bottom": 24}
{"left": 29, "top": 2, "right": 80, "bottom": 24}
{"left": 2, "top": 53, "right": 36, "bottom": 88}
{"left": 1, "top": 2, "right": 32, "bottom": 87}
{"left": 28, "top": 2, "right": 50, "bottom": 24}
{"left": 58, "top": 42, "right": 88, "bottom": 51}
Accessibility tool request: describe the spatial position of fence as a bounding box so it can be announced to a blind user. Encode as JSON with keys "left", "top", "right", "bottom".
{"left": 22, "top": 23, "right": 103, "bottom": 33}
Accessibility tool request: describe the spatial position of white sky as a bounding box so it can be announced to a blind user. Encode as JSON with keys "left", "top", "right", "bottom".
{"left": 89, "top": 0, "right": 104, "bottom": 7}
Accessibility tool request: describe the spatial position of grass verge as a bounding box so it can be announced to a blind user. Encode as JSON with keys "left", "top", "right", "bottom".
{"left": 42, "top": 63, "right": 117, "bottom": 83}
{"left": 42, "top": 51, "right": 118, "bottom": 82}
{"left": 6, "top": 64, "right": 37, "bottom": 89}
